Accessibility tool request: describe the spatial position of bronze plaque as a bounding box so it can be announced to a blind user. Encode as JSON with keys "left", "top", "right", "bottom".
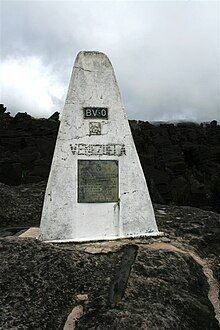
{"left": 78, "top": 160, "right": 118, "bottom": 203}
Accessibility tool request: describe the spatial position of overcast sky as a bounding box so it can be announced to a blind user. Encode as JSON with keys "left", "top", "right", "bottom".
{"left": 1, "top": 0, "right": 220, "bottom": 122}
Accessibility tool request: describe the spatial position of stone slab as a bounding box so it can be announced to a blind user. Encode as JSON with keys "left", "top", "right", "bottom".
{"left": 19, "top": 227, "right": 39, "bottom": 238}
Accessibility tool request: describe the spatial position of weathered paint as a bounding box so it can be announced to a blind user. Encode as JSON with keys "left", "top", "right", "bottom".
{"left": 39, "top": 51, "right": 160, "bottom": 242}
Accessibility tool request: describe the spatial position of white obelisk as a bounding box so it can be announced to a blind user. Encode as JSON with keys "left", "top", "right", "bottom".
{"left": 39, "top": 51, "right": 160, "bottom": 242}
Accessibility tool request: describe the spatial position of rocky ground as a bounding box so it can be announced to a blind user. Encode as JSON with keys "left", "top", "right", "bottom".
{"left": 0, "top": 181, "right": 46, "bottom": 231}
{"left": 0, "top": 182, "right": 220, "bottom": 329}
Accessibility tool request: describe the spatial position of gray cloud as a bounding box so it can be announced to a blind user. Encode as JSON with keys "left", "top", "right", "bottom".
{"left": 1, "top": 0, "right": 220, "bottom": 121}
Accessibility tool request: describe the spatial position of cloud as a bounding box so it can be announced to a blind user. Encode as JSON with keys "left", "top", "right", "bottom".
{"left": 1, "top": 1, "right": 220, "bottom": 121}
{"left": 0, "top": 56, "right": 65, "bottom": 117}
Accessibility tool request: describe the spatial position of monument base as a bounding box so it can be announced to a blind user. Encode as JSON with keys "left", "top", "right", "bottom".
{"left": 19, "top": 227, "right": 163, "bottom": 242}
{"left": 40, "top": 232, "right": 164, "bottom": 243}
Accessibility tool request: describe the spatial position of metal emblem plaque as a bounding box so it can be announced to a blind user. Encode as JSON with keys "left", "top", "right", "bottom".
{"left": 78, "top": 160, "right": 118, "bottom": 203}
{"left": 89, "top": 122, "right": 101, "bottom": 135}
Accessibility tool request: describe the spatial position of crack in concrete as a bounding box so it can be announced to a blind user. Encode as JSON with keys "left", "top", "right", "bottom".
{"left": 74, "top": 65, "right": 95, "bottom": 73}
{"left": 109, "top": 245, "right": 138, "bottom": 307}
{"left": 59, "top": 121, "right": 110, "bottom": 140}
{"left": 120, "top": 190, "right": 138, "bottom": 198}
{"left": 145, "top": 242, "right": 220, "bottom": 326}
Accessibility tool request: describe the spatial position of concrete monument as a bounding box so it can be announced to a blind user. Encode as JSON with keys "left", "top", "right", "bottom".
{"left": 39, "top": 51, "right": 160, "bottom": 242}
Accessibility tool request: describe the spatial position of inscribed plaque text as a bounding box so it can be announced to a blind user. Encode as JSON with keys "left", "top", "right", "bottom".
{"left": 78, "top": 160, "right": 118, "bottom": 203}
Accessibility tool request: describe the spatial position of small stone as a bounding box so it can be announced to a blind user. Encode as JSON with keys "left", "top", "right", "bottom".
{"left": 160, "top": 237, "right": 171, "bottom": 243}
{"left": 63, "top": 305, "right": 83, "bottom": 330}
{"left": 75, "top": 294, "right": 89, "bottom": 303}
{"left": 157, "top": 210, "right": 166, "bottom": 215}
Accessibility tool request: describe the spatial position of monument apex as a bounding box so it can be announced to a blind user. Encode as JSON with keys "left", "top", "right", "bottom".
{"left": 39, "top": 51, "right": 160, "bottom": 242}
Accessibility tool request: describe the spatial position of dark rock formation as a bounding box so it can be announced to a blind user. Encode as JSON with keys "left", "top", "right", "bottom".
{"left": 0, "top": 182, "right": 220, "bottom": 329}
{"left": 48, "top": 111, "right": 60, "bottom": 121}
{"left": 0, "top": 110, "right": 59, "bottom": 185}
{"left": 0, "top": 181, "right": 46, "bottom": 229}
{"left": 129, "top": 120, "right": 220, "bottom": 212}
{"left": 0, "top": 104, "right": 7, "bottom": 114}
{"left": 1, "top": 236, "right": 219, "bottom": 330}
{"left": 0, "top": 108, "right": 219, "bottom": 212}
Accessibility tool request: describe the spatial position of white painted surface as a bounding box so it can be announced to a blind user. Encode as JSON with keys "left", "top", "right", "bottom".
{"left": 39, "top": 51, "right": 160, "bottom": 242}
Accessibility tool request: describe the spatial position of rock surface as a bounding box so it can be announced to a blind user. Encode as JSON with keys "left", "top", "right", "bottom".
{"left": 0, "top": 181, "right": 46, "bottom": 230}
{"left": 1, "top": 236, "right": 219, "bottom": 329}
{"left": 0, "top": 106, "right": 219, "bottom": 212}
{"left": 0, "top": 183, "right": 220, "bottom": 329}
{"left": 0, "top": 107, "right": 58, "bottom": 186}
{"left": 129, "top": 120, "right": 220, "bottom": 213}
